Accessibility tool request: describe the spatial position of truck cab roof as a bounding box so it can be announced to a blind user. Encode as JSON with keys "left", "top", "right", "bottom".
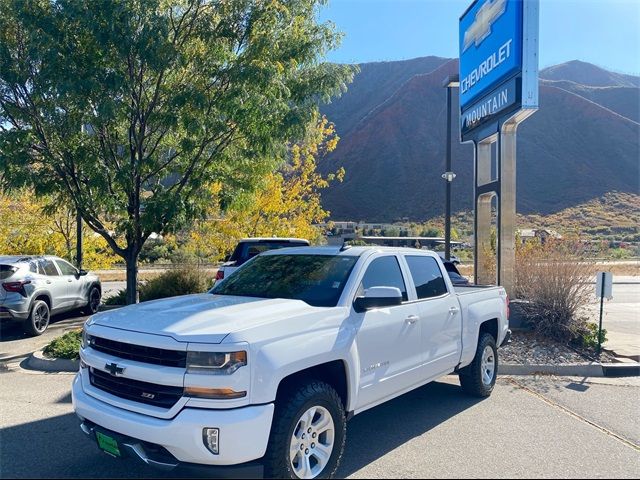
{"left": 261, "top": 245, "right": 442, "bottom": 258}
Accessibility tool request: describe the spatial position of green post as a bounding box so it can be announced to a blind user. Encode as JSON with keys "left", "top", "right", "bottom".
{"left": 597, "top": 272, "right": 605, "bottom": 356}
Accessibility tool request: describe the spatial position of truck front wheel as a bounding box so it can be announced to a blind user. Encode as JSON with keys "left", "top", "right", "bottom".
{"left": 263, "top": 381, "right": 346, "bottom": 479}
{"left": 459, "top": 333, "right": 498, "bottom": 397}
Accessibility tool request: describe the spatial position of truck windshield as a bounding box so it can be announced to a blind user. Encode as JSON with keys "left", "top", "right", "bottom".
{"left": 210, "top": 254, "right": 358, "bottom": 307}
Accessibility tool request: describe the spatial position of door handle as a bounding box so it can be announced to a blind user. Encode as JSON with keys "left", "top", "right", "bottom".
{"left": 68, "top": 279, "right": 73, "bottom": 283}
{"left": 405, "top": 315, "right": 419, "bottom": 325}
{"left": 449, "top": 307, "right": 460, "bottom": 315}
{"left": 46, "top": 280, "right": 52, "bottom": 284}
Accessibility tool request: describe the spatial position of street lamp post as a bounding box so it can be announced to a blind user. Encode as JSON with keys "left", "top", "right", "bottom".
{"left": 442, "top": 74, "right": 459, "bottom": 261}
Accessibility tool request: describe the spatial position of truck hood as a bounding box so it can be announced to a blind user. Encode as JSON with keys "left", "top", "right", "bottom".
{"left": 92, "top": 294, "right": 318, "bottom": 344}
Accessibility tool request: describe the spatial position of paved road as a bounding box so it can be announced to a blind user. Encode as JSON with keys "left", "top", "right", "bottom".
{"left": 585, "top": 282, "right": 639, "bottom": 358}
{"left": 0, "top": 364, "right": 638, "bottom": 479}
{"left": 102, "top": 281, "right": 126, "bottom": 299}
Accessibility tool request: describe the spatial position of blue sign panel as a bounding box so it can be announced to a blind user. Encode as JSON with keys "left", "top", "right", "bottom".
{"left": 461, "top": 78, "right": 519, "bottom": 136}
{"left": 459, "top": 0, "right": 523, "bottom": 110}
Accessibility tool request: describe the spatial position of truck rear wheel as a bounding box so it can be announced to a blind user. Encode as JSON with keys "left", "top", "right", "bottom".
{"left": 263, "top": 381, "right": 346, "bottom": 479}
{"left": 459, "top": 333, "right": 498, "bottom": 397}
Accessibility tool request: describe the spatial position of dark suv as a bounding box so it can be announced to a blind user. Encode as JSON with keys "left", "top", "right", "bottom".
{"left": 214, "top": 238, "right": 310, "bottom": 282}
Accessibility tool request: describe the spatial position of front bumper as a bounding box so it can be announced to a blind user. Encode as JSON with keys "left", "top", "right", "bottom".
{"left": 79, "top": 420, "right": 263, "bottom": 478}
{"left": 72, "top": 373, "right": 274, "bottom": 468}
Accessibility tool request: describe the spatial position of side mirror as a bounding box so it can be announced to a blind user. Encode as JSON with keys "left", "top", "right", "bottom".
{"left": 78, "top": 269, "right": 88, "bottom": 276}
{"left": 354, "top": 286, "right": 403, "bottom": 313}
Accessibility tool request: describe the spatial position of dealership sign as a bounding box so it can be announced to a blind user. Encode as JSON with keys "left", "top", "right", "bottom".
{"left": 459, "top": 0, "right": 538, "bottom": 140}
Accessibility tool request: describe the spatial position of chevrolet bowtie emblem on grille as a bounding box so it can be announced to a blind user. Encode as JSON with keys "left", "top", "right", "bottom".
{"left": 105, "top": 362, "right": 125, "bottom": 376}
{"left": 463, "top": 0, "right": 507, "bottom": 52}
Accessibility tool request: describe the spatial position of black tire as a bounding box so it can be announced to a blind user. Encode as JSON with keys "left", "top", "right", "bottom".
{"left": 458, "top": 333, "right": 498, "bottom": 398}
{"left": 24, "top": 299, "right": 50, "bottom": 336}
{"left": 81, "top": 286, "right": 101, "bottom": 315}
{"left": 263, "top": 381, "right": 346, "bottom": 479}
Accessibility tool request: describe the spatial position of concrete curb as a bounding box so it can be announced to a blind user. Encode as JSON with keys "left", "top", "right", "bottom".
{"left": 602, "top": 363, "right": 640, "bottom": 377}
{"left": 0, "top": 353, "right": 30, "bottom": 363}
{"left": 26, "top": 350, "right": 79, "bottom": 373}
{"left": 499, "top": 362, "right": 640, "bottom": 377}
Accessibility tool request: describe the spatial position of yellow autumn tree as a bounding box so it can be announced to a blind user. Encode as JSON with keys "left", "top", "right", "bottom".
{"left": 0, "top": 190, "right": 118, "bottom": 269}
{"left": 183, "top": 116, "right": 344, "bottom": 262}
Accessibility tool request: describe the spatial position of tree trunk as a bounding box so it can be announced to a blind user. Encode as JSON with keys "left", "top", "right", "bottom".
{"left": 125, "top": 251, "right": 139, "bottom": 305}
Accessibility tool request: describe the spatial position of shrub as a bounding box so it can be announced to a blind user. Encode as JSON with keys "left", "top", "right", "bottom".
{"left": 578, "top": 322, "right": 608, "bottom": 350}
{"left": 141, "top": 269, "right": 210, "bottom": 301}
{"left": 105, "top": 269, "right": 212, "bottom": 305}
{"left": 43, "top": 330, "right": 82, "bottom": 360}
{"left": 104, "top": 289, "right": 127, "bottom": 306}
{"left": 515, "top": 240, "right": 596, "bottom": 343}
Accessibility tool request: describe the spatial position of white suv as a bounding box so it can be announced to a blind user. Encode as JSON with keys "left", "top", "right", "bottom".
{"left": 0, "top": 255, "right": 101, "bottom": 335}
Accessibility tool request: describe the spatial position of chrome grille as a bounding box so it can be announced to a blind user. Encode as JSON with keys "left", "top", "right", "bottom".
{"left": 89, "top": 367, "right": 183, "bottom": 409}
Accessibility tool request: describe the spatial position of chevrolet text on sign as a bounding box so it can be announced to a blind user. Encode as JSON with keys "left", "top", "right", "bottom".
{"left": 459, "top": 0, "right": 536, "bottom": 138}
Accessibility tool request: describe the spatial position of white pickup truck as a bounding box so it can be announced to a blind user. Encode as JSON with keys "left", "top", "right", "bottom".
{"left": 73, "top": 247, "right": 509, "bottom": 479}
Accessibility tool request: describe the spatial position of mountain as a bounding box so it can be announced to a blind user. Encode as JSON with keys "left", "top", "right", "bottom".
{"left": 539, "top": 79, "right": 639, "bottom": 124}
{"left": 319, "top": 59, "right": 640, "bottom": 222}
{"left": 521, "top": 191, "right": 640, "bottom": 241}
{"left": 540, "top": 60, "right": 640, "bottom": 88}
{"left": 322, "top": 56, "right": 449, "bottom": 137}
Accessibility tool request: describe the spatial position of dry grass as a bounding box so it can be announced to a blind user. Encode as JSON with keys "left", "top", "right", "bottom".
{"left": 456, "top": 260, "right": 638, "bottom": 279}
{"left": 514, "top": 241, "right": 597, "bottom": 342}
{"left": 95, "top": 267, "right": 218, "bottom": 282}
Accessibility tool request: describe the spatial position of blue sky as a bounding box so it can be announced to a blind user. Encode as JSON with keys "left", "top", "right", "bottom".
{"left": 318, "top": 0, "right": 640, "bottom": 75}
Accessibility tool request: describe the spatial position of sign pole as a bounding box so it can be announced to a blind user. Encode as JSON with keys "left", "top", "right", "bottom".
{"left": 459, "top": 0, "right": 538, "bottom": 291}
{"left": 597, "top": 272, "right": 605, "bottom": 356}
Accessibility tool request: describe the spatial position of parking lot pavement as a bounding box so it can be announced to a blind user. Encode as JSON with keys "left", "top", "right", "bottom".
{"left": 0, "top": 366, "right": 638, "bottom": 479}
{"left": 0, "top": 312, "right": 88, "bottom": 362}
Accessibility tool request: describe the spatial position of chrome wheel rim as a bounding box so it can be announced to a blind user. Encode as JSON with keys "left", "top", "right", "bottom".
{"left": 89, "top": 289, "right": 100, "bottom": 312}
{"left": 481, "top": 345, "right": 496, "bottom": 386}
{"left": 290, "top": 406, "right": 335, "bottom": 479}
{"left": 33, "top": 304, "right": 50, "bottom": 332}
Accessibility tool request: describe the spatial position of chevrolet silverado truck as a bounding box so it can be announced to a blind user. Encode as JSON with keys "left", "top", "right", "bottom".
{"left": 73, "top": 246, "right": 509, "bottom": 479}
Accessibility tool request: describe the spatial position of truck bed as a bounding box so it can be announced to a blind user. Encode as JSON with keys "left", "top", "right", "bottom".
{"left": 453, "top": 284, "right": 504, "bottom": 295}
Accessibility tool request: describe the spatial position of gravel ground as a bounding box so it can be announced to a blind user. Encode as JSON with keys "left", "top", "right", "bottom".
{"left": 501, "top": 330, "right": 618, "bottom": 364}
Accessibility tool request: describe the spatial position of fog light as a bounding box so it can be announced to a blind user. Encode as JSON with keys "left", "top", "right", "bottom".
{"left": 203, "top": 428, "right": 219, "bottom": 455}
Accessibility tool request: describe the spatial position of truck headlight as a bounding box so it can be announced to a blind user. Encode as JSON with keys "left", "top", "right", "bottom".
{"left": 186, "top": 351, "right": 247, "bottom": 375}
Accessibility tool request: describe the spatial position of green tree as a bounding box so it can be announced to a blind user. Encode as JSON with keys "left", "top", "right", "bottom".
{"left": 0, "top": 0, "right": 353, "bottom": 303}
{"left": 183, "top": 115, "right": 344, "bottom": 261}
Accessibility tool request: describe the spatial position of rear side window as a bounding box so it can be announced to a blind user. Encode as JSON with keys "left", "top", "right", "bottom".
{"left": 40, "top": 260, "right": 59, "bottom": 276}
{"left": 55, "top": 260, "right": 77, "bottom": 276}
{"left": 0, "top": 265, "right": 17, "bottom": 280}
{"left": 406, "top": 256, "right": 448, "bottom": 299}
{"left": 359, "top": 256, "right": 408, "bottom": 301}
{"left": 230, "top": 241, "right": 309, "bottom": 265}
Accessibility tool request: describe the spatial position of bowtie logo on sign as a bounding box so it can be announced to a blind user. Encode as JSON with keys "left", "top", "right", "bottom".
{"left": 463, "top": 0, "right": 507, "bottom": 52}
